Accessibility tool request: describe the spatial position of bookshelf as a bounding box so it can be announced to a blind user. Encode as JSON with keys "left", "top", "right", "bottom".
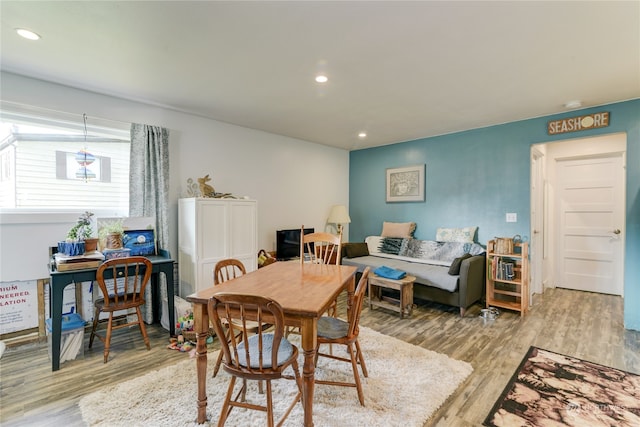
{"left": 486, "top": 239, "right": 529, "bottom": 316}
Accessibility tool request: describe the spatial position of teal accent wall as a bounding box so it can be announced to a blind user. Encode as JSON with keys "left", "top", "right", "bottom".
{"left": 349, "top": 99, "right": 639, "bottom": 330}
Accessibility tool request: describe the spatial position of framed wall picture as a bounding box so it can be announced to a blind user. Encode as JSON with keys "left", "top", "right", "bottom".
{"left": 122, "top": 229, "right": 156, "bottom": 256}
{"left": 386, "top": 164, "right": 425, "bottom": 202}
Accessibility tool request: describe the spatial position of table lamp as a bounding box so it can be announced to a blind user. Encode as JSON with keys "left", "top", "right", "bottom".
{"left": 327, "top": 205, "right": 351, "bottom": 234}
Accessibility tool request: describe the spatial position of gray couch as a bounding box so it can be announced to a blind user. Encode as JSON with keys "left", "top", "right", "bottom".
{"left": 341, "top": 237, "right": 486, "bottom": 317}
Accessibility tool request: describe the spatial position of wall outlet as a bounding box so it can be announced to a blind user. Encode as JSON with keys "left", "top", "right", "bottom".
{"left": 506, "top": 213, "right": 517, "bottom": 223}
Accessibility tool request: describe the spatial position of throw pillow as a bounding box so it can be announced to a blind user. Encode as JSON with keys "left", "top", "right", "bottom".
{"left": 436, "top": 226, "right": 478, "bottom": 243}
{"left": 344, "top": 242, "right": 369, "bottom": 258}
{"left": 448, "top": 253, "right": 473, "bottom": 275}
{"left": 381, "top": 221, "right": 417, "bottom": 238}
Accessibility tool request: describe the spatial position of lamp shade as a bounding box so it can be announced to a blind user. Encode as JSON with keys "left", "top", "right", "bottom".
{"left": 327, "top": 205, "right": 351, "bottom": 225}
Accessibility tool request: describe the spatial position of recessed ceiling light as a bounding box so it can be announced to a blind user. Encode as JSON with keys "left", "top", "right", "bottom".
{"left": 564, "top": 100, "right": 582, "bottom": 109}
{"left": 16, "top": 28, "right": 41, "bottom": 40}
{"left": 315, "top": 75, "right": 328, "bottom": 83}
{"left": 358, "top": 132, "right": 367, "bottom": 138}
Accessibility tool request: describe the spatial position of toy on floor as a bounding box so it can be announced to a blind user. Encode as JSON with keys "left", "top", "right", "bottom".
{"left": 167, "top": 335, "right": 194, "bottom": 352}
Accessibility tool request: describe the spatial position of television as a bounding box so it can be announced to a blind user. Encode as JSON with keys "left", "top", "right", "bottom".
{"left": 276, "top": 228, "right": 314, "bottom": 261}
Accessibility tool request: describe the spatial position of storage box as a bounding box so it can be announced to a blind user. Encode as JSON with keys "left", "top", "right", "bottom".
{"left": 45, "top": 313, "right": 85, "bottom": 363}
{"left": 103, "top": 248, "right": 131, "bottom": 260}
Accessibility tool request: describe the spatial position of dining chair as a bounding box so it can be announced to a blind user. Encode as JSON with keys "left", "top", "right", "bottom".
{"left": 214, "top": 258, "right": 247, "bottom": 285}
{"left": 212, "top": 258, "right": 271, "bottom": 381}
{"left": 314, "top": 266, "right": 371, "bottom": 405}
{"left": 89, "top": 256, "right": 152, "bottom": 363}
{"left": 300, "top": 225, "right": 342, "bottom": 265}
{"left": 286, "top": 226, "right": 343, "bottom": 338}
{"left": 212, "top": 259, "right": 246, "bottom": 377}
{"left": 208, "top": 292, "right": 303, "bottom": 427}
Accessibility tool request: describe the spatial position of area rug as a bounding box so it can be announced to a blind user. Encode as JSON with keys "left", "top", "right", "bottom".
{"left": 79, "top": 326, "right": 472, "bottom": 426}
{"left": 484, "top": 346, "right": 640, "bottom": 427}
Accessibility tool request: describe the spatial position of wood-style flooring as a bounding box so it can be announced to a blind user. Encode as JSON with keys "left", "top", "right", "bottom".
{"left": 1, "top": 287, "right": 638, "bottom": 426}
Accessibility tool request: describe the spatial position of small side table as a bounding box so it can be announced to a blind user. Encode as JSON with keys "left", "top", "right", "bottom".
{"left": 368, "top": 273, "right": 416, "bottom": 318}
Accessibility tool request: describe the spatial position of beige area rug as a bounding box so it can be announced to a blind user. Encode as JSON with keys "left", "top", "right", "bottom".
{"left": 79, "top": 327, "right": 472, "bottom": 426}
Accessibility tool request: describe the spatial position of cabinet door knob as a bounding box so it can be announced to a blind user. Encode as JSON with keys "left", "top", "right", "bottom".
{"left": 612, "top": 229, "right": 621, "bottom": 235}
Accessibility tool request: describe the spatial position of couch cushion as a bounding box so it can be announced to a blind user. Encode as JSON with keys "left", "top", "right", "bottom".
{"left": 381, "top": 221, "right": 416, "bottom": 238}
{"left": 448, "top": 253, "right": 472, "bottom": 275}
{"left": 344, "top": 242, "right": 369, "bottom": 258}
{"left": 436, "top": 227, "right": 478, "bottom": 243}
{"left": 366, "top": 236, "right": 485, "bottom": 266}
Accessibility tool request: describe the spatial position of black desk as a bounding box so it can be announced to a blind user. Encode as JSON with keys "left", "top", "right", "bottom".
{"left": 49, "top": 251, "right": 176, "bottom": 371}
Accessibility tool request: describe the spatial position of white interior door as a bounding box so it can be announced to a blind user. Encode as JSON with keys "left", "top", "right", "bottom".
{"left": 556, "top": 154, "right": 625, "bottom": 295}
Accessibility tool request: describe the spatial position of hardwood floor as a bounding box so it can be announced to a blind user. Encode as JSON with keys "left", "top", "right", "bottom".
{"left": 1, "top": 287, "right": 638, "bottom": 426}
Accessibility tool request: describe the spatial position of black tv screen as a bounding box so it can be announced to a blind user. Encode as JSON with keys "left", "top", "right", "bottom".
{"left": 276, "top": 228, "right": 314, "bottom": 261}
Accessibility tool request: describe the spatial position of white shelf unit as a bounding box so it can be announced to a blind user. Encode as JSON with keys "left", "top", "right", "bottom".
{"left": 178, "top": 198, "right": 257, "bottom": 296}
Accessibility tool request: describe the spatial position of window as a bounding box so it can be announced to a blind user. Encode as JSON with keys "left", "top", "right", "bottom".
{"left": 0, "top": 110, "right": 130, "bottom": 212}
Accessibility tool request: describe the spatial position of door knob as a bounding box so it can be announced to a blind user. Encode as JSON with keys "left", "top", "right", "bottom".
{"left": 612, "top": 229, "right": 621, "bottom": 235}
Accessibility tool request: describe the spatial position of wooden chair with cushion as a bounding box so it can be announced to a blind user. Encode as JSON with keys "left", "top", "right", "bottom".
{"left": 208, "top": 292, "right": 302, "bottom": 427}
{"left": 314, "top": 266, "right": 371, "bottom": 405}
{"left": 89, "top": 256, "right": 152, "bottom": 363}
{"left": 286, "top": 225, "right": 343, "bottom": 338}
{"left": 212, "top": 259, "right": 269, "bottom": 379}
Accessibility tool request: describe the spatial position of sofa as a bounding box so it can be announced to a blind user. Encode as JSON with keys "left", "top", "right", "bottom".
{"left": 341, "top": 225, "right": 486, "bottom": 317}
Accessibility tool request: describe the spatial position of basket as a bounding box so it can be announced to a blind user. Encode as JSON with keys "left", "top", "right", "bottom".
{"left": 494, "top": 237, "right": 514, "bottom": 254}
{"left": 258, "top": 249, "right": 277, "bottom": 268}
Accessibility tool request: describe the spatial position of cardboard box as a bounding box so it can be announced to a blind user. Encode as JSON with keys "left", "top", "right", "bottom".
{"left": 45, "top": 313, "right": 85, "bottom": 363}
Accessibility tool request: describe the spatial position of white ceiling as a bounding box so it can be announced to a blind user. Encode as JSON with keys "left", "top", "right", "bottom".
{"left": 1, "top": 1, "right": 638, "bottom": 151}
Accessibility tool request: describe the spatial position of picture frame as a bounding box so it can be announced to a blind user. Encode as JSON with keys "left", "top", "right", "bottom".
{"left": 122, "top": 229, "right": 157, "bottom": 256}
{"left": 386, "top": 164, "right": 425, "bottom": 202}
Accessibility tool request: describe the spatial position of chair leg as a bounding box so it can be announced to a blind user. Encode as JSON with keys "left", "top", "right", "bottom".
{"left": 354, "top": 338, "right": 368, "bottom": 377}
{"left": 213, "top": 348, "right": 225, "bottom": 377}
{"left": 347, "top": 343, "right": 365, "bottom": 406}
{"left": 104, "top": 313, "right": 113, "bottom": 363}
{"left": 266, "top": 380, "right": 274, "bottom": 427}
{"left": 217, "top": 376, "right": 236, "bottom": 427}
{"left": 89, "top": 307, "right": 100, "bottom": 348}
{"left": 136, "top": 307, "right": 151, "bottom": 351}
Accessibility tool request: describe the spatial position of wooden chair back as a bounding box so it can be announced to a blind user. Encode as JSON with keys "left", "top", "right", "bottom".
{"left": 300, "top": 225, "right": 342, "bottom": 265}
{"left": 208, "top": 293, "right": 287, "bottom": 377}
{"left": 95, "top": 256, "right": 152, "bottom": 310}
{"left": 214, "top": 258, "right": 247, "bottom": 285}
{"left": 348, "top": 267, "right": 370, "bottom": 337}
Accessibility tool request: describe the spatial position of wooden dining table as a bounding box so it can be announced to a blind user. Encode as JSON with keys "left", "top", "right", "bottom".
{"left": 186, "top": 260, "right": 357, "bottom": 426}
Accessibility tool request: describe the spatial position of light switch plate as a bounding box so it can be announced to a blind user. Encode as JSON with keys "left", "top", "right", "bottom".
{"left": 506, "top": 213, "right": 517, "bottom": 223}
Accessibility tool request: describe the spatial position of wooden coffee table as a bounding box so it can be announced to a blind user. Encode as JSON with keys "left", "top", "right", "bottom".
{"left": 368, "top": 273, "right": 416, "bottom": 318}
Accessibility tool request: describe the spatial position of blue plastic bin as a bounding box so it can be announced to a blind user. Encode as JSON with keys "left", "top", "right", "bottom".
{"left": 45, "top": 313, "right": 85, "bottom": 363}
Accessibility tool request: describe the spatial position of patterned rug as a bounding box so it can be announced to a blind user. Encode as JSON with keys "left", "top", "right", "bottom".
{"left": 484, "top": 346, "right": 640, "bottom": 426}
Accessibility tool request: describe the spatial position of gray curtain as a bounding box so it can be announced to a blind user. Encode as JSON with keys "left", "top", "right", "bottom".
{"left": 130, "top": 123, "right": 170, "bottom": 323}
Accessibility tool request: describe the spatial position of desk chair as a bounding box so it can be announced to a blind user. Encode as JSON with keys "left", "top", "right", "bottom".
{"left": 89, "top": 256, "right": 152, "bottom": 363}
{"left": 208, "top": 293, "right": 302, "bottom": 427}
{"left": 314, "top": 266, "right": 371, "bottom": 405}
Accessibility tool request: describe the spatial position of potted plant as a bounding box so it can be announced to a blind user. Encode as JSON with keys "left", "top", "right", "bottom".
{"left": 98, "top": 219, "right": 124, "bottom": 250}
{"left": 59, "top": 211, "right": 97, "bottom": 255}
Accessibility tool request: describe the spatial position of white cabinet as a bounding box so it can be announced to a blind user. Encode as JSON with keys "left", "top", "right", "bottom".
{"left": 178, "top": 198, "right": 257, "bottom": 296}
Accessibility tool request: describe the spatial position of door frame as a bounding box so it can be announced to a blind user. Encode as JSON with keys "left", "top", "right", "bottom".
{"left": 530, "top": 132, "right": 627, "bottom": 299}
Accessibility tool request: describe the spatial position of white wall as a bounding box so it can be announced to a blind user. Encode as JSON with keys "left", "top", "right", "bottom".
{"left": 0, "top": 72, "right": 350, "bottom": 281}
